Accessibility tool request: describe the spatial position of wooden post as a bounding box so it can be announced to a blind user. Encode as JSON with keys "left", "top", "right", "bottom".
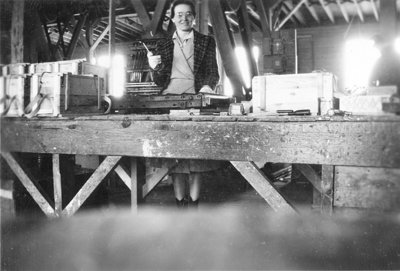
{"left": 66, "top": 13, "right": 88, "bottom": 60}
{"left": 130, "top": 158, "right": 138, "bottom": 213}
{"left": 320, "top": 165, "right": 335, "bottom": 214}
{"left": 52, "top": 154, "right": 62, "bottom": 216}
{"left": 108, "top": 0, "right": 116, "bottom": 93}
{"left": 11, "top": 0, "right": 24, "bottom": 63}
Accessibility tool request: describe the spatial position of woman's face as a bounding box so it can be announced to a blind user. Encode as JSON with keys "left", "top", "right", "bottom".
{"left": 172, "top": 4, "right": 194, "bottom": 32}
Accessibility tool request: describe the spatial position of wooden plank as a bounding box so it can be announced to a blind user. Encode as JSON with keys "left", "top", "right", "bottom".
{"left": 1, "top": 152, "right": 55, "bottom": 217}
{"left": 52, "top": 154, "right": 62, "bottom": 216}
{"left": 334, "top": 166, "right": 400, "bottom": 210}
{"left": 131, "top": 157, "right": 138, "bottom": 213}
{"left": 231, "top": 161, "right": 296, "bottom": 214}
{"left": 62, "top": 156, "right": 121, "bottom": 216}
{"left": 276, "top": 0, "right": 307, "bottom": 30}
{"left": 2, "top": 117, "right": 400, "bottom": 168}
{"left": 11, "top": 0, "right": 24, "bottom": 63}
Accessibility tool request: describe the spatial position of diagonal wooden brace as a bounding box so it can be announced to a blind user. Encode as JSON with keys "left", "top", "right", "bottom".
{"left": 230, "top": 161, "right": 297, "bottom": 214}
{"left": 62, "top": 155, "right": 122, "bottom": 216}
{"left": 1, "top": 152, "right": 56, "bottom": 217}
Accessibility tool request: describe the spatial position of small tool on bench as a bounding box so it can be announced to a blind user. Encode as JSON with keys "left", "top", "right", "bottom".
{"left": 277, "top": 109, "right": 311, "bottom": 116}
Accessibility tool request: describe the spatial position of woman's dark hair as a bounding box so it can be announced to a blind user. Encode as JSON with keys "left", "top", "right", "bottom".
{"left": 170, "top": 0, "right": 196, "bottom": 18}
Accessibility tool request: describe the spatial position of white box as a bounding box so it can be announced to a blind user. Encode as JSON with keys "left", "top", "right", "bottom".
{"left": 252, "top": 72, "right": 337, "bottom": 115}
{"left": 1, "top": 75, "right": 30, "bottom": 116}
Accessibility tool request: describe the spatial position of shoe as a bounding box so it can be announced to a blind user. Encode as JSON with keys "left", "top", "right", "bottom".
{"left": 175, "top": 197, "right": 188, "bottom": 208}
{"left": 188, "top": 197, "right": 199, "bottom": 208}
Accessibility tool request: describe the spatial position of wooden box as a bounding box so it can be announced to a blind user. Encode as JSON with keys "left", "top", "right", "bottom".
{"left": 29, "top": 73, "right": 105, "bottom": 116}
{"left": 28, "top": 62, "right": 58, "bottom": 74}
{"left": 252, "top": 72, "right": 337, "bottom": 115}
{"left": 0, "top": 75, "right": 31, "bottom": 116}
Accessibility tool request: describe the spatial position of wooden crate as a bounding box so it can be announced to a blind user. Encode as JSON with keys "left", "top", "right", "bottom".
{"left": 29, "top": 73, "right": 105, "bottom": 116}
{"left": 0, "top": 75, "right": 30, "bottom": 116}
{"left": 252, "top": 72, "right": 337, "bottom": 115}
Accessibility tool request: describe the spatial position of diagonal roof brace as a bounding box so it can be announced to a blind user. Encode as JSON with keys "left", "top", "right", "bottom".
{"left": 318, "top": 0, "right": 335, "bottom": 23}
{"left": 276, "top": 0, "right": 307, "bottom": 30}
{"left": 336, "top": 0, "right": 349, "bottom": 22}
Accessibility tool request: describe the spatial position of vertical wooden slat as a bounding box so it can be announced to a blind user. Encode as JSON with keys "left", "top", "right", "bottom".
{"left": 321, "top": 165, "right": 335, "bottom": 214}
{"left": 11, "top": 0, "right": 24, "bottom": 63}
{"left": 1, "top": 152, "right": 56, "bottom": 217}
{"left": 52, "top": 154, "right": 62, "bottom": 216}
{"left": 62, "top": 156, "right": 121, "bottom": 216}
{"left": 130, "top": 157, "right": 138, "bottom": 213}
{"left": 197, "top": 0, "right": 209, "bottom": 35}
{"left": 230, "top": 161, "right": 297, "bottom": 214}
{"left": 108, "top": 0, "right": 116, "bottom": 93}
{"left": 237, "top": 0, "right": 258, "bottom": 92}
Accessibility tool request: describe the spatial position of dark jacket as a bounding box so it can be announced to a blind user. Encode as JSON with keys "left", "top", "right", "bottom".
{"left": 152, "top": 30, "right": 219, "bottom": 93}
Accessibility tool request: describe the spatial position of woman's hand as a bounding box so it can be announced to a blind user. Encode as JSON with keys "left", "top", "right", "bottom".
{"left": 147, "top": 52, "right": 162, "bottom": 70}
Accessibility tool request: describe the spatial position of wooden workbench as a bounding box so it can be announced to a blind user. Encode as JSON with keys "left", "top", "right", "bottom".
{"left": 2, "top": 114, "right": 400, "bottom": 217}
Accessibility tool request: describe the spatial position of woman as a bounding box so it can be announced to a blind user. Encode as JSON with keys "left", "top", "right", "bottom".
{"left": 148, "top": 0, "right": 220, "bottom": 208}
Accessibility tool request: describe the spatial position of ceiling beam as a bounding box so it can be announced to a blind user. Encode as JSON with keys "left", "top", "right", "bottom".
{"left": 276, "top": 0, "right": 307, "bottom": 30}
{"left": 116, "top": 18, "right": 143, "bottom": 34}
{"left": 336, "top": 0, "right": 349, "bottom": 23}
{"left": 370, "top": 0, "right": 379, "bottom": 21}
{"left": 318, "top": 0, "right": 335, "bottom": 23}
{"left": 352, "top": 0, "right": 364, "bottom": 22}
{"left": 304, "top": 0, "right": 320, "bottom": 23}
{"left": 253, "top": 0, "right": 270, "bottom": 37}
{"left": 283, "top": 0, "right": 306, "bottom": 25}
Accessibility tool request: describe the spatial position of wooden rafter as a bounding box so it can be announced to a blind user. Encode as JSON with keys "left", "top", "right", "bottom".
{"left": 253, "top": 0, "right": 270, "bottom": 37}
{"left": 66, "top": 13, "right": 88, "bottom": 59}
{"left": 117, "top": 17, "right": 143, "bottom": 34}
{"left": 304, "top": 0, "right": 320, "bottom": 23}
{"left": 130, "top": 0, "right": 167, "bottom": 37}
{"left": 88, "top": 24, "right": 110, "bottom": 63}
{"left": 237, "top": 0, "right": 258, "bottom": 92}
{"left": 209, "top": 0, "right": 244, "bottom": 100}
{"left": 318, "top": 0, "right": 335, "bottom": 23}
{"left": 283, "top": 0, "right": 306, "bottom": 25}
{"left": 370, "top": 0, "right": 379, "bottom": 21}
{"left": 352, "top": 0, "right": 364, "bottom": 22}
{"left": 280, "top": 4, "right": 300, "bottom": 25}
{"left": 336, "top": 0, "right": 349, "bottom": 23}
{"left": 276, "top": 0, "right": 307, "bottom": 30}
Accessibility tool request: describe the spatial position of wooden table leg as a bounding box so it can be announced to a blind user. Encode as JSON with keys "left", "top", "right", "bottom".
{"left": 52, "top": 154, "right": 62, "bottom": 216}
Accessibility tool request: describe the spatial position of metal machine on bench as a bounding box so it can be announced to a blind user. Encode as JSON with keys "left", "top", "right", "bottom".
{"left": 104, "top": 93, "right": 234, "bottom": 114}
